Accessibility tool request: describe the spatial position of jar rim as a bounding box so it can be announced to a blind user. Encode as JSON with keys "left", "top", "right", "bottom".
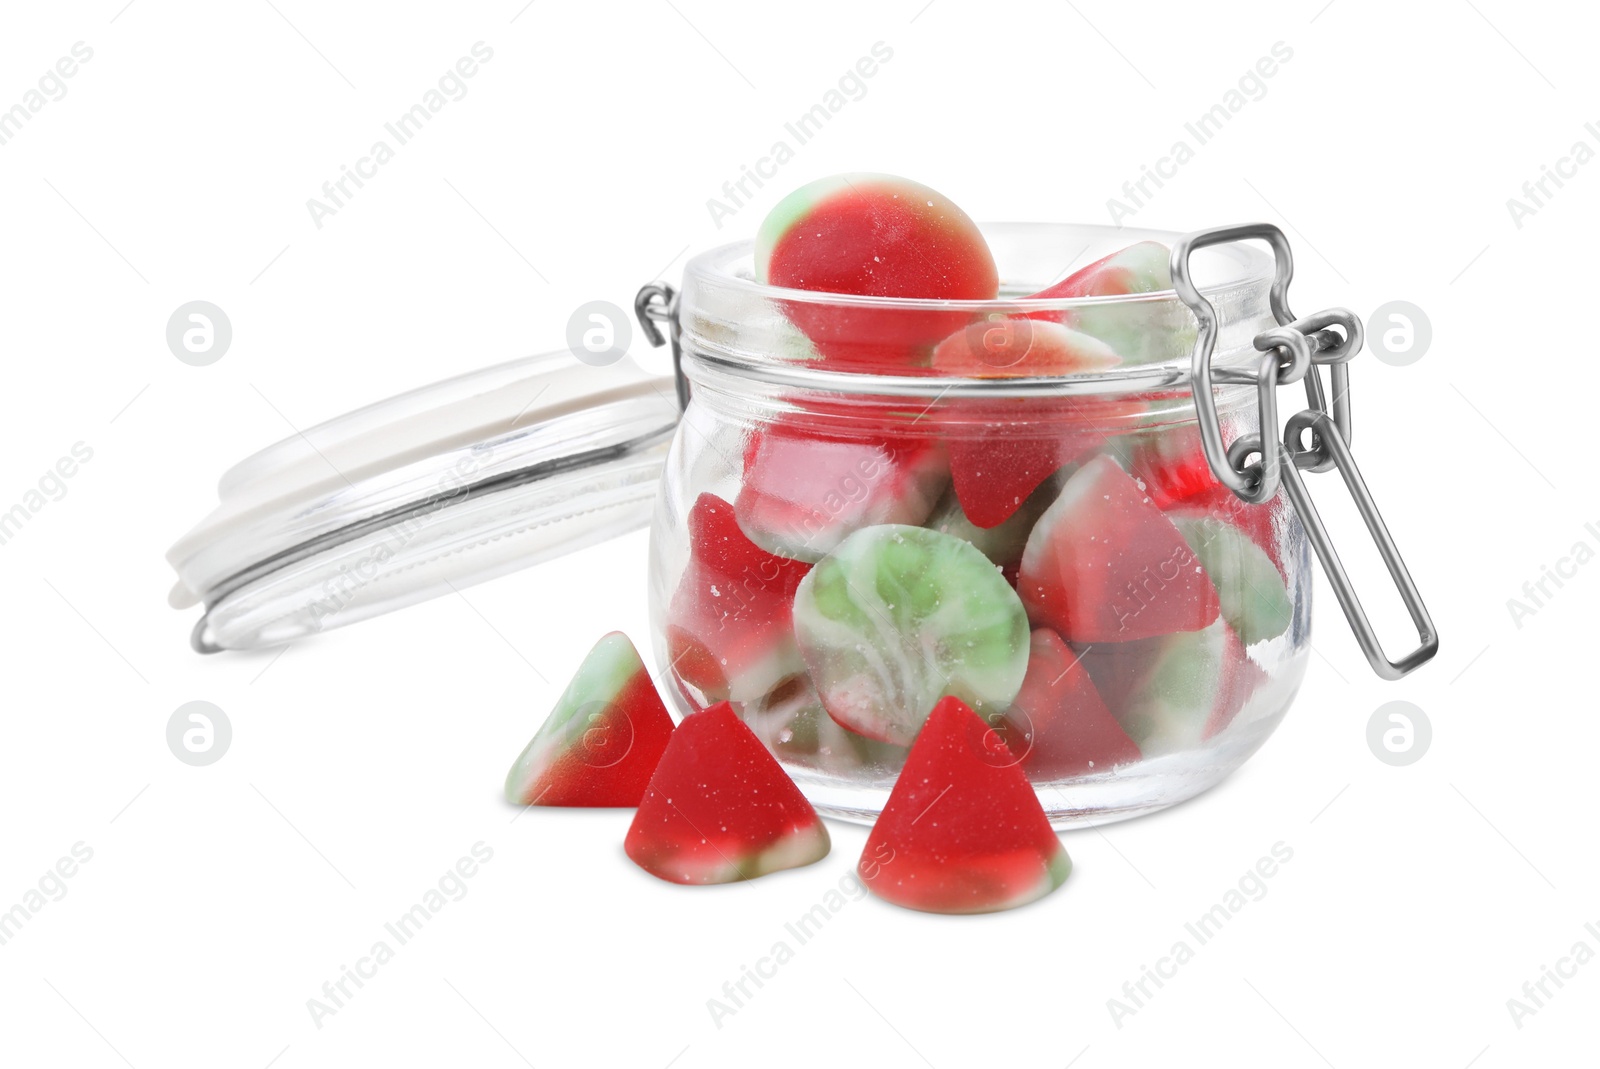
{"left": 681, "top": 221, "right": 1274, "bottom": 313}
{"left": 677, "top": 221, "right": 1280, "bottom": 398}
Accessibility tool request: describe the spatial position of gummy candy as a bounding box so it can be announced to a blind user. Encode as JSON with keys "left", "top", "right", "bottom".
{"left": 735, "top": 414, "right": 948, "bottom": 563}
{"left": 756, "top": 173, "right": 998, "bottom": 369}
{"left": 1001, "top": 629, "right": 1141, "bottom": 777}
{"left": 1173, "top": 513, "right": 1292, "bottom": 645}
{"left": 791, "top": 524, "right": 1029, "bottom": 746}
{"left": 504, "top": 632, "right": 676, "bottom": 807}
{"left": 931, "top": 316, "right": 1133, "bottom": 528}
{"left": 1080, "top": 620, "right": 1259, "bottom": 755}
{"left": 858, "top": 696, "right": 1071, "bottom": 914}
{"left": 624, "top": 702, "right": 831, "bottom": 884}
{"left": 1018, "top": 455, "right": 1220, "bottom": 642}
{"left": 665, "top": 493, "right": 810, "bottom": 705}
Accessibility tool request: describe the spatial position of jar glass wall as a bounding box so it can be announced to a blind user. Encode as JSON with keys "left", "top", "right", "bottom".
{"left": 648, "top": 224, "right": 1311, "bottom": 827}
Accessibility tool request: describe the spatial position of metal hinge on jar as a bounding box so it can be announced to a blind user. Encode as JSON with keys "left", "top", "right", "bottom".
{"left": 1171, "top": 224, "right": 1439, "bottom": 680}
{"left": 635, "top": 282, "right": 688, "bottom": 411}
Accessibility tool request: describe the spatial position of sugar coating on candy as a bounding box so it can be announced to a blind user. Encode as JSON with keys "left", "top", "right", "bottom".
{"left": 624, "top": 702, "right": 830, "bottom": 885}
{"left": 858, "top": 696, "right": 1071, "bottom": 914}
{"left": 755, "top": 173, "right": 998, "bottom": 368}
{"left": 666, "top": 493, "right": 811, "bottom": 705}
{"left": 792, "top": 524, "right": 1028, "bottom": 747}
{"left": 931, "top": 317, "right": 1140, "bottom": 527}
{"left": 1001, "top": 629, "right": 1141, "bottom": 777}
{"left": 1173, "top": 514, "right": 1292, "bottom": 645}
{"left": 1018, "top": 455, "right": 1220, "bottom": 643}
{"left": 735, "top": 418, "right": 947, "bottom": 562}
{"left": 1079, "top": 620, "right": 1258, "bottom": 756}
{"left": 503, "top": 632, "right": 676, "bottom": 807}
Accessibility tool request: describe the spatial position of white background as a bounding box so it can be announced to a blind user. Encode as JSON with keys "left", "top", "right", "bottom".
{"left": 0, "top": 1, "right": 1594, "bottom": 1066}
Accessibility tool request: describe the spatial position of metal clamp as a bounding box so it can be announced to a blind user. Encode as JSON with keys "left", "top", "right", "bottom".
{"left": 635, "top": 282, "right": 688, "bottom": 411}
{"left": 1172, "top": 223, "right": 1438, "bottom": 679}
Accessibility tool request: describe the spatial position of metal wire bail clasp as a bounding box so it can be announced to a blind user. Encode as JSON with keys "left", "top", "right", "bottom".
{"left": 635, "top": 282, "right": 688, "bottom": 411}
{"left": 1171, "top": 223, "right": 1439, "bottom": 679}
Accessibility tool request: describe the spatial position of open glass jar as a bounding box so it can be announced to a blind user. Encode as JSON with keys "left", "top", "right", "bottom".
{"left": 169, "top": 220, "right": 1434, "bottom": 831}
{"left": 647, "top": 223, "right": 1312, "bottom": 827}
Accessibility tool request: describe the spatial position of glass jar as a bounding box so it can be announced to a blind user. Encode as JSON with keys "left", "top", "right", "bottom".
{"left": 169, "top": 220, "right": 1434, "bottom": 830}
{"left": 647, "top": 223, "right": 1310, "bottom": 827}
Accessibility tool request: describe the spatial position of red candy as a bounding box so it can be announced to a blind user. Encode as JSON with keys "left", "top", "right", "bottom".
{"left": 503, "top": 633, "right": 677, "bottom": 808}
{"left": 756, "top": 174, "right": 998, "bottom": 370}
{"left": 932, "top": 317, "right": 1133, "bottom": 528}
{"left": 1001, "top": 629, "right": 1141, "bottom": 777}
{"left": 1080, "top": 620, "right": 1260, "bottom": 755}
{"left": 1018, "top": 455, "right": 1221, "bottom": 642}
{"left": 625, "top": 702, "right": 831, "bottom": 884}
{"left": 858, "top": 696, "right": 1070, "bottom": 914}
{"left": 1026, "top": 240, "right": 1172, "bottom": 304}
{"left": 734, "top": 414, "right": 946, "bottom": 561}
{"left": 1124, "top": 425, "right": 1284, "bottom": 574}
{"left": 665, "top": 493, "right": 811, "bottom": 705}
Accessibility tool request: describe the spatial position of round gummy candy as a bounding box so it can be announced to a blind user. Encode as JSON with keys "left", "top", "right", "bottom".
{"left": 755, "top": 173, "right": 998, "bottom": 369}
{"left": 791, "top": 524, "right": 1029, "bottom": 747}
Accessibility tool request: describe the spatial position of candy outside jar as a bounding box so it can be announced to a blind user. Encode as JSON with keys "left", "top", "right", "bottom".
{"left": 167, "top": 199, "right": 1434, "bottom": 838}
{"left": 641, "top": 223, "right": 1324, "bottom": 828}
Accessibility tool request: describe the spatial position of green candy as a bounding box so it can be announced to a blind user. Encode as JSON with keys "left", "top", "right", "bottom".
{"left": 922, "top": 483, "right": 1051, "bottom": 574}
{"left": 1173, "top": 516, "right": 1292, "bottom": 645}
{"left": 792, "top": 525, "right": 1029, "bottom": 747}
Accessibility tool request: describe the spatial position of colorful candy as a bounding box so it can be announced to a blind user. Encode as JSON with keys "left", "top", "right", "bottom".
{"left": 1122, "top": 424, "right": 1284, "bottom": 571}
{"left": 625, "top": 702, "right": 831, "bottom": 884}
{"left": 743, "top": 678, "right": 908, "bottom": 776}
{"left": 735, "top": 415, "right": 947, "bottom": 562}
{"left": 858, "top": 696, "right": 1071, "bottom": 914}
{"left": 1026, "top": 241, "right": 1189, "bottom": 364}
{"left": 665, "top": 493, "right": 811, "bottom": 706}
{"left": 791, "top": 525, "right": 1030, "bottom": 746}
{"left": 1080, "top": 620, "right": 1261, "bottom": 755}
{"left": 503, "top": 632, "right": 676, "bottom": 808}
{"left": 932, "top": 316, "right": 1132, "bottom": 528}
{"left": 756, "top": 173, "right": 998, "bottom": 369}
{"left": 1173, "top": 513, "right": 1292, "bottom": 645}
{"left": 1028, "top": 241, "right": 1171, "bottom": 303}
{"left": 1001, "top": 629, "right": 1141, "bottom": 777}
{"left": 1018, "top": 455, "right": 1221, "bottom": 642}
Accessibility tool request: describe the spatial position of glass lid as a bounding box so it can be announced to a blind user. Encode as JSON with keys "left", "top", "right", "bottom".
{"left": 168, "top": 350, "right": 678, "bottom": 652}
